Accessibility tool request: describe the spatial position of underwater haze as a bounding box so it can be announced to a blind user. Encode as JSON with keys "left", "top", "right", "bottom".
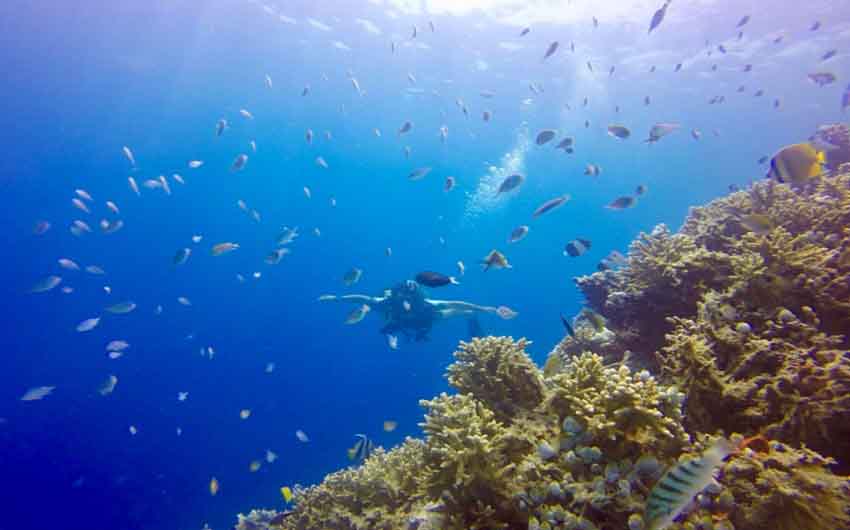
{"left": 1, "top": 0, "right": 849, "bottom": 528}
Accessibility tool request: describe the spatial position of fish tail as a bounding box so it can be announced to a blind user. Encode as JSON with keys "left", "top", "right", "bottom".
{"left": 449, "top": 277, "right": 460, "bottom": 285}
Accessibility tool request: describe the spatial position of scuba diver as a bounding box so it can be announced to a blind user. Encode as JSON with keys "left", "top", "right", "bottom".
{"left": 318, "top": 279, "right": 504, "bottom": 341}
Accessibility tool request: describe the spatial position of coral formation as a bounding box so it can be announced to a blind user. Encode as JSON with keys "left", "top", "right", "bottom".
{"left": 558, "top": 171, "right": 850, "bottom": 468}
{"left": 242, "top": 171, "right": 850, "bottom": 530}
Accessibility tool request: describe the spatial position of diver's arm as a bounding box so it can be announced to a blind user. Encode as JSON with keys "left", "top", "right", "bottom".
{"left": 318, "top": 294, "right": 383, "bottom": 304}
{"left": 427, "top": 299, "right": 498, "bottom": 314}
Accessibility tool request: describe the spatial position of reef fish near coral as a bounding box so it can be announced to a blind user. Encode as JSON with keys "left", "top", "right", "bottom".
{"left": 766, "top": 143, "right": 825, "bottom": 185}
{"left": 645, "top": 438, "right": 735, "bottom": 530}
{"left": 346, "top": 434, "right": 375, "bottom": 462}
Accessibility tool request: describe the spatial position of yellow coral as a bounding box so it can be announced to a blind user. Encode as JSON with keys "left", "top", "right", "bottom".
{"left": 447, "top": 336, "right": 545, "bottom": 421}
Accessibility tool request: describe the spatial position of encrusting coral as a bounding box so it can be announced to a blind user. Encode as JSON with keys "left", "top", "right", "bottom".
{"left": 238, "top": 170, "right": 850, "bottom": 529}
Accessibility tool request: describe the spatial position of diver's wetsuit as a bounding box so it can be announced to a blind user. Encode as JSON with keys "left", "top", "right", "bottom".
{"left": 378, "top": 281, "right": 438, "bottom": 341}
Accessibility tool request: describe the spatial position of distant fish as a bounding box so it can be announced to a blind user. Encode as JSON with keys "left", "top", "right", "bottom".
{"left": 231, "top": 154, "right": 248, "bottom": 172}
{"left": 407, "top": 167, "right": 432, "bottom": 181}
{"left": 691, "top": 129, "right": 702, "bottom": 140}
{"left": 239, "top": 109, "right": 254, "bottom": 120}
{"left": 586, "top": 61, "right": 593, "bottom": 72}
{"left": 592, "top": 16, "right": 599, "bottom": 28}
{"left": 564, "top": 238, "right": 592, "bottom": 257}
{"left": 58, "top": 258, "right": 80, "bottom": 271}
{"left": 737, "top": 15, "right": 750, "bottom": 28}
{"left": 265, "top": 74, "right": 273, "bottom": 89}
{"left": 636, "top": 184, "right": 648, "bottom": 196}
{"left": 29, "top": 275, "right": 62, "bottom": 293}
{"left": 758, "top": 155, "right": 769, "bottom": 164}
{"left": 172, "top": 248, "right": 192, "bottom": 265}
{"left": 532, "top": 195, "right": 570, "bottom": 217}
{"left": 519, "top": 27, "right": 530, "bottom": 37}
{"left": 508, "top": 225, "right": 529, "bottom": 243}
{"left": 535, "top": 129, "right": 557, "bottom": 145}
{"left": 584, "top": 164, "right": 601, "bottom": 176}
{"left": 808, "top": 72, "right": 837, "bottom": 87}
{"left": 645, "top": 439, "right": 735, "bottom": 530}
{"left": 76, "top": 317, "right": 100, "bottom": 332}
{"left": 20, "top": 385, "right": 55, "bottom": 401}
{"left": 188, "top": 160, "right": 204, "bottom": 169}
{"left": 345, "top": 304, "right": 370, "bottom": 324}
{"left": 560, "top": 314, "right": 575, "bottom": 337}
{"left": 177, "top": 296, "right": 191, "bottom": 306}
{"left": 842, "top": 83, "right": 850, "bottom": 111}
{"left": 398, "top": 120, "right": 413, "bottom": 135}
{"left": 387, "top": 334, "right": 398, "bottom": 350}
{"left": 71, "top": 198, "right": 90, "bottom": 214}
{"left": 105, "top": 200, "right": 119, "bottom": 214}
{"left": 281, "top": 486, "right": 293, "bottom": 502}
{"left": 606, "top": 196, "right": 637, "bottom": 209}
{"left": 645, "top": 122, "right": 680, "bottom": 143}
{"left": 810, "top": 21, "right": 821, "bottom": 31}
{"left": 444, "top": 176, "right": 456, "bottom": 192}
{"left": 415, "top": 271, "right": 459, "bottom": 287}
{"left": 555, "top": 137, "right": 574, "bottom": 151}
{"left": 674, "top": 62, "right": 682, "bottom": 72}
{"left": 607, "top": 124, "right": 631, "bottom": 139}
{"left": 209, "top": 477, "right": 219, "bottom": 496}
{"left": 315, "top": 156, "right": 329, "bottom": 169}
{"left": 481, "top": 249, "right": 511, "bottom": 271}
{"left": 821, "top": 49, "right": 838, "bottom": 62}
{"left": 457, "top": 261, "right": 465, "bottom": 276}
{"left": 106, "top": 340, "right": 129, "bottom": 352}
{"left": 644, "top": 95, "right": 651, "bottom": 106}
{"left": 497, "top": 173, "right": 525, "bottom": 193}
{"left": 265, "top": 248, "right": 290, "bottom": 265}
{"left": 33, "top": 220, "right": 51, "bottom": 235}
{"left": 278, "top": 226, "right": 299, "bottom": 246}
{"left": 347, "top": 434, "right": 375, "bottom": 462}
{"left": 122, "top": 146, "right": 136, "bottom": 167}
{"left": 215, "top": 119, "right": 228, "bottom": 137}
{"left": 496, "top": 306, "right": 518, "bottom": 320}
{"left": 99, "top": 375, "right": 118, "bottom": 396}
{"left": 211, "top": 242, "right": 240, "bottom": 256}
{"left": 302, "top": 85, "right": 310, "bottom": 96}
{"left": 105, "top": 301, "right": 136, "bottom": 314}
{"left": 343, "top": 268, "right": 363, "bottom": 286}
{"left": 542, "top": 41, "right": 559, "bottom": 61}
{"left": 717, "top": 44, "right": 727, "bottom": 54}
{"left": 743, "top": 64, "right": 753, "bottom": 72}
{"left": 648, "top": 0, "right": 671, "bottom": 33}
{"left": 240, "top": 409, "right": 251, "bottom": 419}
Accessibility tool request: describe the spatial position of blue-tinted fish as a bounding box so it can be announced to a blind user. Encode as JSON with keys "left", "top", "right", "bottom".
{"left": 497, "top": 173, "right": 524, "bottom": 193}
{"left": 532, "top": 195, "right": 570, "bottom": 218}
{"left": 560, "top": 314, "right": 575, "bottom": 337}
{"left": 736, "top": 15, "right": 750, "bottom": 28}
{"left": 563, "top": 238, "right": 591, "bottom": 257}
{"left": 347, "top": 434, "right": 375, "bottom": 462}
{"left": 415, "top": 271, "right": 459, "bottom": 287}
{"left": 648, "top": 1, "right": 671, "bottom": 34}
{"left": 645, "top": 439, "right": 735, "bottom": 530}
{"left": 674, "top": 63, "right": 682, "bottom": 72}
{"left": 519, "top": 27, "right": 530, "bottom": 37}
{"left": 810, "top": 20, "right": 821, "bottom": 31}
{"left": 606, "top": 196, "right": 637, "bottom": 210}
{"left": 215, "top": 119, "right": 228, "bottom": 137}
{"left": 717, "top": 44, "right": 726, "bottom": 54}
{"left": 808, "top": 72, "right": 837, "bottom": 87}
{"left": 542, "top": 41, "right": 559, "bottom": 61}
{"left": 843, "top": 84, "right": 850, "bottom": 112}
{"left": 821, "top": 49, "right": 837, "bottom": 62}
{"left": 536, "top": 129, "right": 557, "bottom": 145}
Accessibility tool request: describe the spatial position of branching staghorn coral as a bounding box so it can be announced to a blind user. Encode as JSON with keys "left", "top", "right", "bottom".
{"left": 447, "top": 336, "right": 545, "bottom": 421}
{"left": 273, "top": 438, "right": 428, "bottom": 530}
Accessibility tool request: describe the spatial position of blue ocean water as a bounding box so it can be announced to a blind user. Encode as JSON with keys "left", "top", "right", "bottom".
{"left": 1, "top": 0, "right": 848, "bottom": 528}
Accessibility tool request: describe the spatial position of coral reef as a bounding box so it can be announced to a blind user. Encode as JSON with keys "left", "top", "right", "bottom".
{"left": 810, "top": 122, "right": 850, "bottom": 170}
{"left": 242, "top": 171, "right": 850, "bottom": 530}
{"left": 557, "top": 171, "right": 850, "bottom": 468}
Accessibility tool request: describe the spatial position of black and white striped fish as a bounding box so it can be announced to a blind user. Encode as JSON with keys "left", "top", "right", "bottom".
{"left": 645, "top": 438, "right": 735, "bottom": 530}
{"left": 347, "top": 434, "right": 375, "bottom": 462}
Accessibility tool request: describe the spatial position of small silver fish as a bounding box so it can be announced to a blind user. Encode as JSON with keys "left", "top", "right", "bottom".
{"left": 231, "top": 154, "right": 248, "bottom": 172}
{"left": 344, "top": 304, "right": 371, "bottom": 324}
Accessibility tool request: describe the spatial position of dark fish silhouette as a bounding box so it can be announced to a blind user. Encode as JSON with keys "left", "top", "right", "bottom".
{"left": 414, "top": 271, "right": 459, "bottom": 287}
{"left": 648, "top": 0, "right": 671, "bottom": 33}
{"left": 543, "top": 41, "right": 559, "bottom": 61}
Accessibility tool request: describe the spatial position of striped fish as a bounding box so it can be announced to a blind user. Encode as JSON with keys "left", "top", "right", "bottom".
{"left": 347, "top": 434, "right": 375, "bottom": 462}
{"left": 645, "top": 439, "right": 735, "bottom": 530}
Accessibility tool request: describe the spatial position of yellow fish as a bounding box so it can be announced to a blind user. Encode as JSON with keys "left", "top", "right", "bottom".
{"left": 249, "top": 460, "right": 262, "bottom": 472}
{"left": 209, "top": 477, "right": 219, "bottom": 496}
{"left": 766, "top": 143, "right": 825, "bottom": 186}
{"left": 281, "top": 486, "right": 293, "bottom": 503}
